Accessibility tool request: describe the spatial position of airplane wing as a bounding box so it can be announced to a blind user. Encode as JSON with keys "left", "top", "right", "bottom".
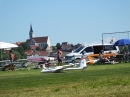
{"left": 41, "top": 63, "right": 74, "bottom": 73}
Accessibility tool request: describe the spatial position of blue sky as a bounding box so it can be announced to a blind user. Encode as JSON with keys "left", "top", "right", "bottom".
{"left": 0, "top": 0, "right": 130, "bottom": 46}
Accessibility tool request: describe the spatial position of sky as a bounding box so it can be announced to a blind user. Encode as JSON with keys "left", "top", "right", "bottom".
{"left": 0, "top": 0, "right": 130, "bottom": 46}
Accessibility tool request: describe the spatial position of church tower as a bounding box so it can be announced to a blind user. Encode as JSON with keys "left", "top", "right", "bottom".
{"left": 29, "top": 24, "right": 34, "bottom": 39}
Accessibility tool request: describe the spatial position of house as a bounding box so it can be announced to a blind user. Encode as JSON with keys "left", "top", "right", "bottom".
{"left": 61, "top": 42, "right": 82, "bottom": 52}
{"left": 16, "top": 41, "right": 23, "bottom": 46}
{"left": 62, "top": 42, "right": 68, "bottom": 45}
{"left": 29, "top": 45, "right": 38, "bottom": 50}
{"left": 25, "top": 50, "right": 33, "bottom": 56}
{"left": 25, "top": 50, "right": 48, "bottom": 56}
{"left": 74, "top": 43, "right": 82, "bottom": 49}
{"left": 26, "top": 24, "right": 51, "bottom": 51}
{"left": 61, "top": 42, "right": 72, "bottom": 51}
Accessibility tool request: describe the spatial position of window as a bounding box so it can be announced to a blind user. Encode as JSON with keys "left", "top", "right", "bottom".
{"left": 83, "top": 47, "right": 93, "bottom": 53}
{"left": 81, "top": 47, "right": 93, "bottom": 54}
{"left": 74, "top": 46, "right": 85, "bottom": 53}
{"left": 104, "top": 45, "right": 117, "bottom": 51}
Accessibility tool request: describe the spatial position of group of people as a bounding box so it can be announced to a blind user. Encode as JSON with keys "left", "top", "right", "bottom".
{"left": 98, "top": 49, "right": 130, "bottom": 64}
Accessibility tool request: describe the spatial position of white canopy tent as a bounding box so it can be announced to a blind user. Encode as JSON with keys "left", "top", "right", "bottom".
{"left": 0, "top": 42, "right": 18, "bottom": 49}
{"left": 0, "top": 42, "right": 18, "bottom": 59}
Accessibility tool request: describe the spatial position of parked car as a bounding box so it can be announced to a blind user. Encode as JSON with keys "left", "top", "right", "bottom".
{"left": 65, "top": 43, "right": 119, "bottom": 61}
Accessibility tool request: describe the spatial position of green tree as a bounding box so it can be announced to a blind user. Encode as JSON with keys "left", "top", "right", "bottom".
{"left": 52, "top": 46, "right": 56, "bottom": 51}
{"left": 0, "top": 49, "right": 4, "bottom": 60}
{"left": 2, "top": 52, "right": 9, "bottom": 60}
{"left": 12, "top": 45, "right": 26, "bottom": 59}
{"left": 56, "top": 43, "right": 61, "bottom": 50}
{"left": 21, "top": 42, "right": 29, "bottom": 50}
{"left": 71, "top": 44, "right": 74, "bottom": 47}
{"left": 14, "top": 51, "right": 21, "bottom": 60}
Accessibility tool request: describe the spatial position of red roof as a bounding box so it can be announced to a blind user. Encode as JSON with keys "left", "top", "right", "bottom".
{"left": 24, "top": 50, "right": 48, "bottom": 56}
{"left": 15, "top": 41, "right": 23, "bottom": 46}
{"left": 38, "top": 51, "right": 48, "bottom": 56}
{"left": 26, "top": 36, "right": 48, "bottom": 43}
{"left": 25, "top": 50, "right": 33, "bottom": 55}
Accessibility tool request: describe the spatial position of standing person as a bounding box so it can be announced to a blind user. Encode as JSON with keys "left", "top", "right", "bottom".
{"left": 9, "top": 50, "right": 15, "bottom": 71}
{"left": 124, "top": 50, "right": 130, "bottom": 62}
{"left": 99, "top": 50, "right": 105, "bottom": 64}
{"left": 57, "top": 47, "right": 62, "bottom": 66}
{"left": 9, "top": 50, "right": 15, "bottom": 63}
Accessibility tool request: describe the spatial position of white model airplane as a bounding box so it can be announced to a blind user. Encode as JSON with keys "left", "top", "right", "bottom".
{"left": 63, "top": 58, "right": 87, "bottom": 70}
{"left": 41, "top": 58, "right": 87, "bottom": 73}
{"left": 41, "top": 63, "right": 74, "bottom": 73}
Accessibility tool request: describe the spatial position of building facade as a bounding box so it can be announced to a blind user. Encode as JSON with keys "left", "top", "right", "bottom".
{"left": 26, "top": 24, "right": 51, "bottom": 50}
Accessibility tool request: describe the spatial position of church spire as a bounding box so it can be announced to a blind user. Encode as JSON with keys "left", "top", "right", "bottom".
{"left": 30, "top": 24, "right": 33, "bottom": 32}
{"left": 29, "top": 24, "right": 34, "bottom": 39}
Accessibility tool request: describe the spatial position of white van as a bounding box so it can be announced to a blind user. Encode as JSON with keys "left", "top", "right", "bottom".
{"left": 65, "top": 43, "right": 119, "bottom": 61}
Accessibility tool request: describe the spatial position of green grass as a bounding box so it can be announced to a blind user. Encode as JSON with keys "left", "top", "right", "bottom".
{"left": 0, "top": 63, "right": 130, "bottom": 97}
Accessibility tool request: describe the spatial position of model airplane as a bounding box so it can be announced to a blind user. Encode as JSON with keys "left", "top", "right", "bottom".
{"left": 41, "top": 58, "right": 87, "bottom": 73}
{"left": 86, "top": 53, "right": 119, "bottom": 64}
{"left": 63, "top": 58, "right": 87, "bottom": 70}
{"left": 41, "top": 63, "right": 74, "bottom": 73}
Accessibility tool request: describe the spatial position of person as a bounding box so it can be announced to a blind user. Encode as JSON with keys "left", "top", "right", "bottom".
{"left": 124, "top": 50, "right": 130, "bottom": 62}
{"left": 45, "top": 58, "right": 51, "bottom": 67}
{"left": 9, "top": 50, "right": 15, "bottom": 71}
{"left": 9, "top": 50, "right": 15, "bottom": 63}
{"left": 99, "top": 50, "right": 105, "bottom": 64}
{"left": 57, "top": 47, "right": 62, "bottom": 66}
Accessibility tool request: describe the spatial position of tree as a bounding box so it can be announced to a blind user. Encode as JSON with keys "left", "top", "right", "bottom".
{"left": 21, "top": 42, "right": 29, "bottom": 50}
{"left": 2, "top": 52, "right": 9, "bottom": 60}
{"left": 56, "top": 43, "right": 61, "bottom": 50}
{"left": 12, "top": 45, "right": 26, "bottom": 59}
{"left": 71, "top": 44, "right": 74, "bottom": 47}
{"left": 1, "top": 50, "right": 21, "bottom": 60}
{"left": 52, "top": 46, "right": 56, "bottom": 51}
{"left": 0, "top": 49, "right": 4, "bottom": 60}
{"left": 13, "top": 51, "right": 21, "bottom": 60}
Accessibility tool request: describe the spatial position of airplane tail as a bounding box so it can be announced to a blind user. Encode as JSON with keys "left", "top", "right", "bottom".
{"left": 79, "top": 58, "right": 87, "bottom": 69}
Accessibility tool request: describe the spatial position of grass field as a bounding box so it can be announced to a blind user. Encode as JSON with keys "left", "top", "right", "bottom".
{"left": 0, "top": 63, "right": 130, "bottom": 97}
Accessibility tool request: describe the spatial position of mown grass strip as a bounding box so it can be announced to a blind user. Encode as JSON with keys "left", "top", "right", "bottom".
{"left": 0, "top": 63, "right": 130, "bottom": 97}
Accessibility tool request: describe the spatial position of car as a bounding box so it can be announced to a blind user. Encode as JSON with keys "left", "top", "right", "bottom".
{"left": 65, "top": 43, "right": 119, "bottom": 61}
